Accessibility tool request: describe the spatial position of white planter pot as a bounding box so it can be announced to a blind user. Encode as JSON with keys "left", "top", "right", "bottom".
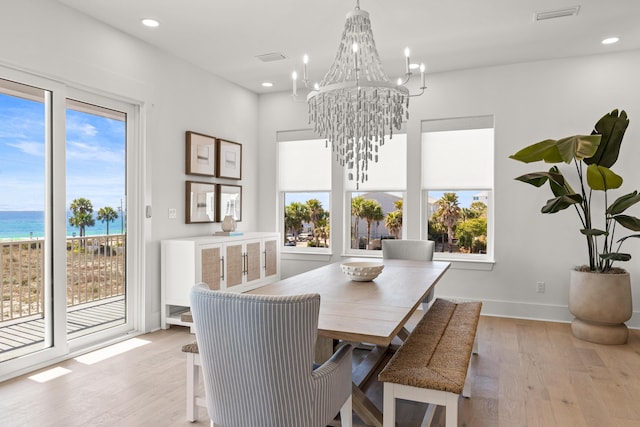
{"left": 568, "top": 269, "right": 632, "bottom": 345}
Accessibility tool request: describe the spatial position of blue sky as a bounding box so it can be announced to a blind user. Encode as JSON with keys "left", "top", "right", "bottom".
{"left": 0, "top": 92, "right": 125, "bottom": 211}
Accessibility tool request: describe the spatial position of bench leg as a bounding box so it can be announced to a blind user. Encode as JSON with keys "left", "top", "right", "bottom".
{"left": 462, "top": 334, "right": 478, "bottom": 398}
{"left": 445, "top": 393, "right": 459, "bottom": 427}
{"left": 186, "top": 353, "right": 199, "bottom": 422}
{"left": 382, "top": 383, "right": 396, "bottom": 427}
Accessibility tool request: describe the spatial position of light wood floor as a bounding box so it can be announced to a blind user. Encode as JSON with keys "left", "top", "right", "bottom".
{"left": 0, "top": 315, "right": 638, "bottom": 427}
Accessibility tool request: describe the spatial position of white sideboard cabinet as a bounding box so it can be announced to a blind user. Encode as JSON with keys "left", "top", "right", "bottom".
{"left": 161, "top": 232, "right": 280, "bottom": 328}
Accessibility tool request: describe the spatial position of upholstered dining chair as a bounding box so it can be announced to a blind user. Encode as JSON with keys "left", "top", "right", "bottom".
{"left": 382, "top": 239, "right": 436, "bottom": 308}
{"left": 189, "top": 284, "right": 353, "bottom": 427}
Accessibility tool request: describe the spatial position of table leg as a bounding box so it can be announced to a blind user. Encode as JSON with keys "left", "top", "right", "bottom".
{"left": 315, "top": 336, "right": 335, "bottom": 363}
{"left": 352, "top": 383, "right": 383, "bottom": 426}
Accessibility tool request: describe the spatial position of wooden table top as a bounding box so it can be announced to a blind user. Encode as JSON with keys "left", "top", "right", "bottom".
{"left": 248, "top": 258, "right": 450, "bottom": 346}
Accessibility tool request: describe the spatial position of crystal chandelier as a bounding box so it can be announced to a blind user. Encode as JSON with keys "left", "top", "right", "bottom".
{"left": 292, "top": 0, "right": 426, "bottom": 188}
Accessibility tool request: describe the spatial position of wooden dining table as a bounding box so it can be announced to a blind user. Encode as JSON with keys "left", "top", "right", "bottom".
{"left": 248, "top": 257, "right": 451, "bottom": 426}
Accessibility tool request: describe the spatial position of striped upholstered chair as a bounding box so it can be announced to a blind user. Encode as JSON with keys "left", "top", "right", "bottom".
{"left": 189, "top": 284, "right": 353, "bottom": 427}
{"left": 382, "top": 239, "right": 436, "bottom": 308}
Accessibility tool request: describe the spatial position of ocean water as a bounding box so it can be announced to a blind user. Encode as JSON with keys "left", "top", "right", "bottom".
{"left": 0, "top": 211, "right": 125, "bottom": 240}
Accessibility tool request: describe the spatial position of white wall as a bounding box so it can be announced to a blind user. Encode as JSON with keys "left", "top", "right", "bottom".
{"left": 257, "top": 50, "right": 640, "bottom": 328}
{"left": 1, "top": 0, "right": 258, "bottom": 331}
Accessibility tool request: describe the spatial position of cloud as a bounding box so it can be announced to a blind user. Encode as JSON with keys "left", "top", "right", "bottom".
{"left": 6, "top": 141, "right": 45, "bottom": 157}
{"left": 66, "top": 119, "right": 98, "bottom": 137}
{"left": 66, "top": 140, "right": 123, "bottom": 164}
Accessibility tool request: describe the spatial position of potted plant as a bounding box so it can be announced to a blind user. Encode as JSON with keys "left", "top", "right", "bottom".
{"left": 510, "top": 109, "right": 640, "bottom": 344}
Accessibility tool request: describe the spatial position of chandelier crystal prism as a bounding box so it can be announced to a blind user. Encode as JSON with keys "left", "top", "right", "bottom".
{"left": 293, "top": 0, "right": 426, "bottom": 188}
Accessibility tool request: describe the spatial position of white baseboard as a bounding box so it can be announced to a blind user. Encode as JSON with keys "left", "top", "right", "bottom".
{"left": 437, "top": 296, "right": 640, "bottom": 330}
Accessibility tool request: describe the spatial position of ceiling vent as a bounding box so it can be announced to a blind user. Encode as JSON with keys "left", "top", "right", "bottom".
{"left": 534, "top": 6, "right": 580, "bottom": 21}
{"left": 255, "top": 52, "right": 287, "bottom": 62}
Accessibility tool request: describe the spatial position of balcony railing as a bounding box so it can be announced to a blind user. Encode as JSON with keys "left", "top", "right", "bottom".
{"left": 1, "top": 234, "right": 125, "bottom": 323}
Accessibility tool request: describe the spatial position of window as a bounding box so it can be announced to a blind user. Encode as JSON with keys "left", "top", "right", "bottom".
{"left": 278, "top": 133, "right": 331, "bottom": 251}
{"left": 346, "top": 134, "right": 406, "bottom": 253}
{"left": 421, "top": 116, "right": 494, "bottom": 260}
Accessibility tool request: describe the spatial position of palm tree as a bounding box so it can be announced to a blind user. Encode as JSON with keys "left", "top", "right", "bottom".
{"left": 97, "top": 206, "right": 119, "bottom": 235}
{"left": 284, "top": 202, "right": 310, "bottom": 243}
{"left": 351, "top": 196, "right": 365, "bottom": 248}
{"left": 385, "top": 199, "right": 403, "bottom": 239}
{"left": 69, "top": 198, "right": 95, "bottom": 238}
{"left": 314, "top": 216, "right": 330, "bottom": 248}
{"left": 434, "top": 193, "right": 461, "bottom": 252}
{"left": 361, "top": 199, "right": 384, "bottom": 248}
{"left": 385, "top": 211, "right": 402, "bottom": 239}
{"left": 306, "top": 198, "right": 325, "bottom": 247}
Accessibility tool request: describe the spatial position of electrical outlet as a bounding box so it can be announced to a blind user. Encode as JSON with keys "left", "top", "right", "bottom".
{"left": 168, "top": 208, "right": 177, "bottom": 219}
{"left": 536, "top": 281, "right": 545, "bottom": 293}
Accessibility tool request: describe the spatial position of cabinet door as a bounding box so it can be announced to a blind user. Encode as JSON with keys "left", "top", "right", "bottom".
{"left": 264, "top": 238, "right": 278, "bottom": 278}
{"left": 245, "top": 241, "right": 262, "bottom": 283}
{"left": 225, "top": 242, "right": 244, "bottom": 288}
{"left": 200, "top": 244, "right": 223, "bottom": 290}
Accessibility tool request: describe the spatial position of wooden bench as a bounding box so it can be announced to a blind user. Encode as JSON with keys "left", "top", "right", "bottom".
{"left": 378, "top": 298, "right": 482, "bottom": 427}
{"left": 181, "top": 341, "right": 207, "bottom": 422}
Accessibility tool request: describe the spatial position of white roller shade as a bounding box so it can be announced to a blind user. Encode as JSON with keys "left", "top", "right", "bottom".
{"left": 422, "top": 126, "right": 493, "bottom": 189}
{"left": 278, "top": 139, "right": 331, "bottom": 191}
{"left": 344, "top": 134, "right": 407, "bottom": 191}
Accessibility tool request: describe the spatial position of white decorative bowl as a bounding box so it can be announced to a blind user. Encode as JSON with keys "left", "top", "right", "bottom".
{"left": 341, "top": 262, "right": 384, "bottom": 281}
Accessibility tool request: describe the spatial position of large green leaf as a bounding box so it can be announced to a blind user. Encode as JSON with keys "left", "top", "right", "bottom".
{"left": 547, "top": 166, "right": 572, "bottom": 196}
{"left": 585, "top": 109, "right": 629, "bottom": 168}
{"left": 541, "top": 194, "right": 582, "bottom": 213}
{"left": 600, "top": 252, "right": 631, "bottom": 262}
{"left": 613, "top": 214, "right": 640, "bottom": 231}
{"left": 515, "top": 170, "right": 565, "bottom": 188}
{"left": 607, "top": 191, "right": 640, "bottom": 215}
{"left": 509, "top": 139, "right": 563, "bottom": 163}
{"left": 580, "top": 228, "right": 607, "bottom": 236}
{"left": 556, "top": 135, "right": 601, "bottom": 163}
{"left": 586, "top": 164, "right": 623, "bottom": 191}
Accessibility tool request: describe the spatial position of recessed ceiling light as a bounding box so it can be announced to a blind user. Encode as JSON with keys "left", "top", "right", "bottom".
{"left": 409, "top": 63, "right": 420, "bottom": 70}
{"left": 261, "top": 82, "right": 274, "bottom": 88}
{"left": 602, "top": 37, "right": 620, "bottom": 45}
{"left": 141, "top": 18, "right": 160, "bottom": 28}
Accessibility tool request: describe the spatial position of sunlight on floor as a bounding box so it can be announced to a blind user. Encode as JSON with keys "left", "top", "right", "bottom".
{"left": 74, "top": 338, "right": 151, "bottom": 365}
{"left": 28, "top": 366, "right": 72, "bottom": 383}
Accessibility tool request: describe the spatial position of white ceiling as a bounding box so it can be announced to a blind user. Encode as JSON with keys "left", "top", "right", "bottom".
{"left": 56, "top": 0, "right": 640, "bottom": 94}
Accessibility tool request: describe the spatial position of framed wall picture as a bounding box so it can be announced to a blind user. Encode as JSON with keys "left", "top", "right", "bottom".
{"left": 217, "top": 184, "right": 242, "bottom": 222}
{"left": 217, "top": 139, "right": 242, "bottom": 179}
{"left": 186, "top": 131, "right": 216, "bottom": 176}
{"left": 186, "top": 181, "right": 216, "bottom": 223}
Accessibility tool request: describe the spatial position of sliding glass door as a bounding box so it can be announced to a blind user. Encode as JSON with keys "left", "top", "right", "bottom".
{"left": 0, "top": 68, "right": 139, "bottom": 379}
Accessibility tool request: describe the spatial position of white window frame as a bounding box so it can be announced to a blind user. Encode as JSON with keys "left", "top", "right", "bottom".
{"left": 343, "top": 133, "right": 407, "bottom": 256}
{"left": 421, "top": 116, "right": 495, "bottom": 263}
{"left": 277, "top": 131, "right": 332, "bottom": 254}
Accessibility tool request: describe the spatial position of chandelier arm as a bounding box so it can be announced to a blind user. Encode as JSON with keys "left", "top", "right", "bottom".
{"left": 408, "top": 87, "right": 427, "bottom": 97}
{"left": 397, "top": 72, "right": 413, "bottom": 86}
